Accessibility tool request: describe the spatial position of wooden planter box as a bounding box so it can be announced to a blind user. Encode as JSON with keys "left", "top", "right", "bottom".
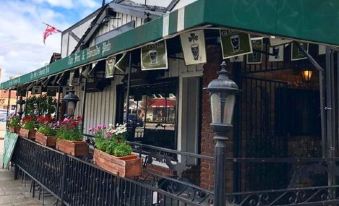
{"left": 35, "top": 132, "right": 56, "bottom": 147}
{"left": 56, "top": 139, "right": 89, "bottom": 157}
{"left": 19, "top": 128, "right": 36, "bottom": 140}
{"left": 9, "top": 127, "right": 20, "bottom": 134}
{"left": 93, "top": 149, "right": 142, "bottom": 178}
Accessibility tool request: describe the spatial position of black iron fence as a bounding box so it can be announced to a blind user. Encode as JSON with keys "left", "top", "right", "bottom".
{"left": 12, "top": 137, "right": 206, "bottom": 206}
{"left": 13, "top": 136, "right": 339, "bottom": 206}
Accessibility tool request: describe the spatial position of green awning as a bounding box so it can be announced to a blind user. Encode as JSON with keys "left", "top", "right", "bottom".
{"left": 2, "top": 0, "right": 339, "bottom": 89}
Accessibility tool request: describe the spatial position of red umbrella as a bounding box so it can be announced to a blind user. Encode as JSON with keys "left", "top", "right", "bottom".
{"left": 149, "top": 99, "right": 175, "bottom": 108}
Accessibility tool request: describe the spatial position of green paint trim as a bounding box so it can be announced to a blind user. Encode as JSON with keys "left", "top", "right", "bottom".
{"left": 2, "top": 0, "right": 339, "bottom": 89}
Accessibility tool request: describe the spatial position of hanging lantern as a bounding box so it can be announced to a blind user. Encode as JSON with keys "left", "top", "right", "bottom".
{"left": 63, "top": 90, "right": 79, "bottom": 117}
{"left": 206, "top": 61, "right": 239, "bottom": 132}
{"left": 301, "top": 69, "right": 313, "bottom": 82}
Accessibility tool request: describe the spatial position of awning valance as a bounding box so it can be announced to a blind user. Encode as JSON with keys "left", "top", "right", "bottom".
{"left": 2, "top": 0, "right": 339, "bottom": 89}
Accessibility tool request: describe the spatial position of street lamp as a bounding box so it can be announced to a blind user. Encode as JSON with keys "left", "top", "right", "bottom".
{"left": 63, "top": 90, "right": 79, "bottom": 117}
{"left": 206, "top": 61, "right": 239, "bottom": 206}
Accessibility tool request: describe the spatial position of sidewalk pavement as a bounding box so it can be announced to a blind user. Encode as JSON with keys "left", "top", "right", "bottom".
{"left": 0, "top": 123, "right": 56, "bottom": 206}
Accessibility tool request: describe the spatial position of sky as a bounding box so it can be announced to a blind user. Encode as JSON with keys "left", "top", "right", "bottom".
{"left": 0, "top": 0, "right": 102, "bottom": 82}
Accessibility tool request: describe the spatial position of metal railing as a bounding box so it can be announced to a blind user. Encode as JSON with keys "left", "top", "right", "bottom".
{"left": 83, "top": 133, "right": 215, "bottom": 203}
{"left": 12, "top": 137, "right": 206, "bottom": 206}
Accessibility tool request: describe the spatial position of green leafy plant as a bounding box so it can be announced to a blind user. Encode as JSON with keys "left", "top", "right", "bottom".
{"left": 113, "top": 142, "right": 132, "bottom": 157}
{"left": 38, "top": 124, "right": 57, "bottom": 136}
{"left": 25, "top": 96, "right": 37, "bottom": 115}
{"left": 56, "top": 117, "right": 83, "bottom": 141}
{"left": 8, "top": 115, "right": 21, "bottom": 128}
{"left": 93, "top": 123, "right": 132, "bottom": 157}
{"left": 21, "top": 115, "right": 36, "bottom": 130}
{"left": 25, "top": 95, "right": 57, "bottom": 115}
{"left": 23, "top": 121, "right": 35, "bottom": 130}
{"left": 95, "top": 137, "right": 111, "bottom": 152}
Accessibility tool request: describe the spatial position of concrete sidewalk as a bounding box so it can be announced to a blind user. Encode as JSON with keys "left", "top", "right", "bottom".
{"left": 0, "top": 129, "right": 56, "bottom": 205}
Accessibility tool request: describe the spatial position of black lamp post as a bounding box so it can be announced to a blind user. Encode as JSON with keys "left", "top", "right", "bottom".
{"left": 206, "top": 61, "right": 239, "bottom": 206}
{"left": 63, "top": 90, "right": 79, "bottom": 117}
{"left": 16, "top": 97, "right": 25, "bottom": 118}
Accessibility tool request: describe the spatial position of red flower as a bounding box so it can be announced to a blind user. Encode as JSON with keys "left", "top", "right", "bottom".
{"left": 22, "top": 115, "right": 35, "bottom": 123}
{"left": 36, "top": 115, "right": 54, "bottom": 124}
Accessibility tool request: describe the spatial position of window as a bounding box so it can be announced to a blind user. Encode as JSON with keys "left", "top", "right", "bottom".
{"left": 124, "top": 81, "right": 177, "bottom": 149}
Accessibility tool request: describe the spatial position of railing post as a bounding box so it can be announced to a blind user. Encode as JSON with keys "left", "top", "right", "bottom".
{"left": 60, "top": 154, "right": 67, "bottom": 205}
{"left": 14, "top": 164, "right": 19, "bottom": 180}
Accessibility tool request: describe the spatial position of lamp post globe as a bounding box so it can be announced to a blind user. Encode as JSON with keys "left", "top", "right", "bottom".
{"left": 63, "top": 90, "right": 79, "bottom": 117}
{"left": 206, "top": 61, "right": 239, "bottom": 206}
{"left": 207, "top": 61, "right": 239, "bottom": 132}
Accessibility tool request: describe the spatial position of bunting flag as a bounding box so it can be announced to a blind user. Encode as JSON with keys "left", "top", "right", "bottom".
{"left": 43, "top": 23, "right": 61, "bottom": 44}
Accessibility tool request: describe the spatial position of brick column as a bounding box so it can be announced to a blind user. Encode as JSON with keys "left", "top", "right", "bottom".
{"left": 200, "top": 45, "right": 234, "bottom": 192}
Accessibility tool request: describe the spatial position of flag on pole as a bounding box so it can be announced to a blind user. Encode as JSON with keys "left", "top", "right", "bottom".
{"left": 43, "top": 23, "right": 61, "bottom": 44}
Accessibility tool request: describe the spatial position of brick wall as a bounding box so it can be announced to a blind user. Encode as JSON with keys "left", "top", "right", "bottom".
{"left": 200, "top": 45, "right": 233, "bottom": 192}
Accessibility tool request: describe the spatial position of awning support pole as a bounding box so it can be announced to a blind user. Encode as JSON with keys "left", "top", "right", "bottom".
{"left": 325, "top": 47, "right": 336, "bottom": 190}
{"left": 81, "top": 77, "right": 88, "bottom": 133}
{"left": 6, "top": 89, "right": 11, "bottom": 119}
{"left": 56, "top": 86, "right": 62, "bottom": 120}
{"left": 125, "top": 52, "right": 132, "bottom": 123}
{"left": 296, "top": 42, "right": 326, "bottom": 158}
{"left": 15, "top": 93, "right": 18, "bottom": 115}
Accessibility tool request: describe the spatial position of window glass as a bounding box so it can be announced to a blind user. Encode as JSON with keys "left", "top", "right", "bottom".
{"left": 124, "top": 84, "right": 177, "bottom": 149}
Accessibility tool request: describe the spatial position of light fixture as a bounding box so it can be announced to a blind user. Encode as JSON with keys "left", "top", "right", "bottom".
{"left": 63, "top": 90, "right": 79, "bottom": 117}
{"left": 301, "top": 69, "right": 313, "bottom": 82}
{"left": 206, "top": 61, "right": 239, "bottom": 206}
{"left": 207, "top": 61, "right": 239, "bottom": 130}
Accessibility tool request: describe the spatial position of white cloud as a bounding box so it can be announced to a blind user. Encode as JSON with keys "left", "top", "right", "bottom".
{"left": 0, "top": 0, "right": 71, "bottom": 81}
{"left": 32, "top": 0, "right": 74, "bottom": 9}
{"left": 80, "top": 0, "right": 100, "bottom": 9}
{"left": 0, "top": 0, "right": 102, "bottom": 82}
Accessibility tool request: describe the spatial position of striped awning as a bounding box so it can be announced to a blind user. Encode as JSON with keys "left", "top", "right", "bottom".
{"left": 2, "top": 0, "right": 339, "bottom": 89}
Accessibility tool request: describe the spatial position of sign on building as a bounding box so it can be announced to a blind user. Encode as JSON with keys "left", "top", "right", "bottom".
{"left": 291, "top": 42, "right": 309, "bottom": 61}
{"left": 220, "top": 30, "right": 252, "bottom": 59}
{"left": 269, "top": 45, "right": 284, "bottom": 62}
{"left": 247, "top": 38, "right": 263, "bottom": 64}
{"left": 105, "top": 56, "right": 117, "bottom": 78}
{"left": 141, "top": 41, "right": 168, "bottom": 71}
{"left": 47, "top": 86, "right": 58, "bottom": 96}
{"left": 31, "top": 86, "right": 42, "bottom": 95}
{"left": 180, "top": 30, "right": 207, "bottom": 65}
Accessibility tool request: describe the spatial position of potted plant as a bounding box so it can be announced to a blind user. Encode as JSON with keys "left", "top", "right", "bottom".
{"left": 35, "top": 115, "right": 57, "bottom": 147}
{"left": 92, "top": 124, "right": 141, "bottom": 177}
{"left": 56, "top": 117, "right": 88, "bottom": 157}
{"left": 8, "top": 115, "right": 21, "bottom": 133}
{"left": 19, "top": 115, "right": 37, "bottom": 139}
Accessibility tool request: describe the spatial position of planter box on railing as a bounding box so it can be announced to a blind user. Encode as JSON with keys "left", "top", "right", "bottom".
{"left": 9, "top": 127, "right": 20, "bottom": 134}
{"left": 56, "top": 139, "right": 89, "bottom": 157}
{"left": 19, "top": 128, "right": 36, "bottom": 140}
{"left": 93, "top": 149, "right": 142, "bottom": 178}
{"left": 35, "top": 132, "right": 56, "bottom": 147}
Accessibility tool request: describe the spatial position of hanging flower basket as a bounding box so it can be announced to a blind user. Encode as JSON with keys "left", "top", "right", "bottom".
{"left": 35, "top": 132, "right": 56, "bottom": 147}
{"left": 56, "top": 139, "right": 89, "bottom": 157}
{"left": 19, "top": 128, "right": 36, "bottom": 140}
{"left": 93, "top": 149, "right": 141, "bottom": 177}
